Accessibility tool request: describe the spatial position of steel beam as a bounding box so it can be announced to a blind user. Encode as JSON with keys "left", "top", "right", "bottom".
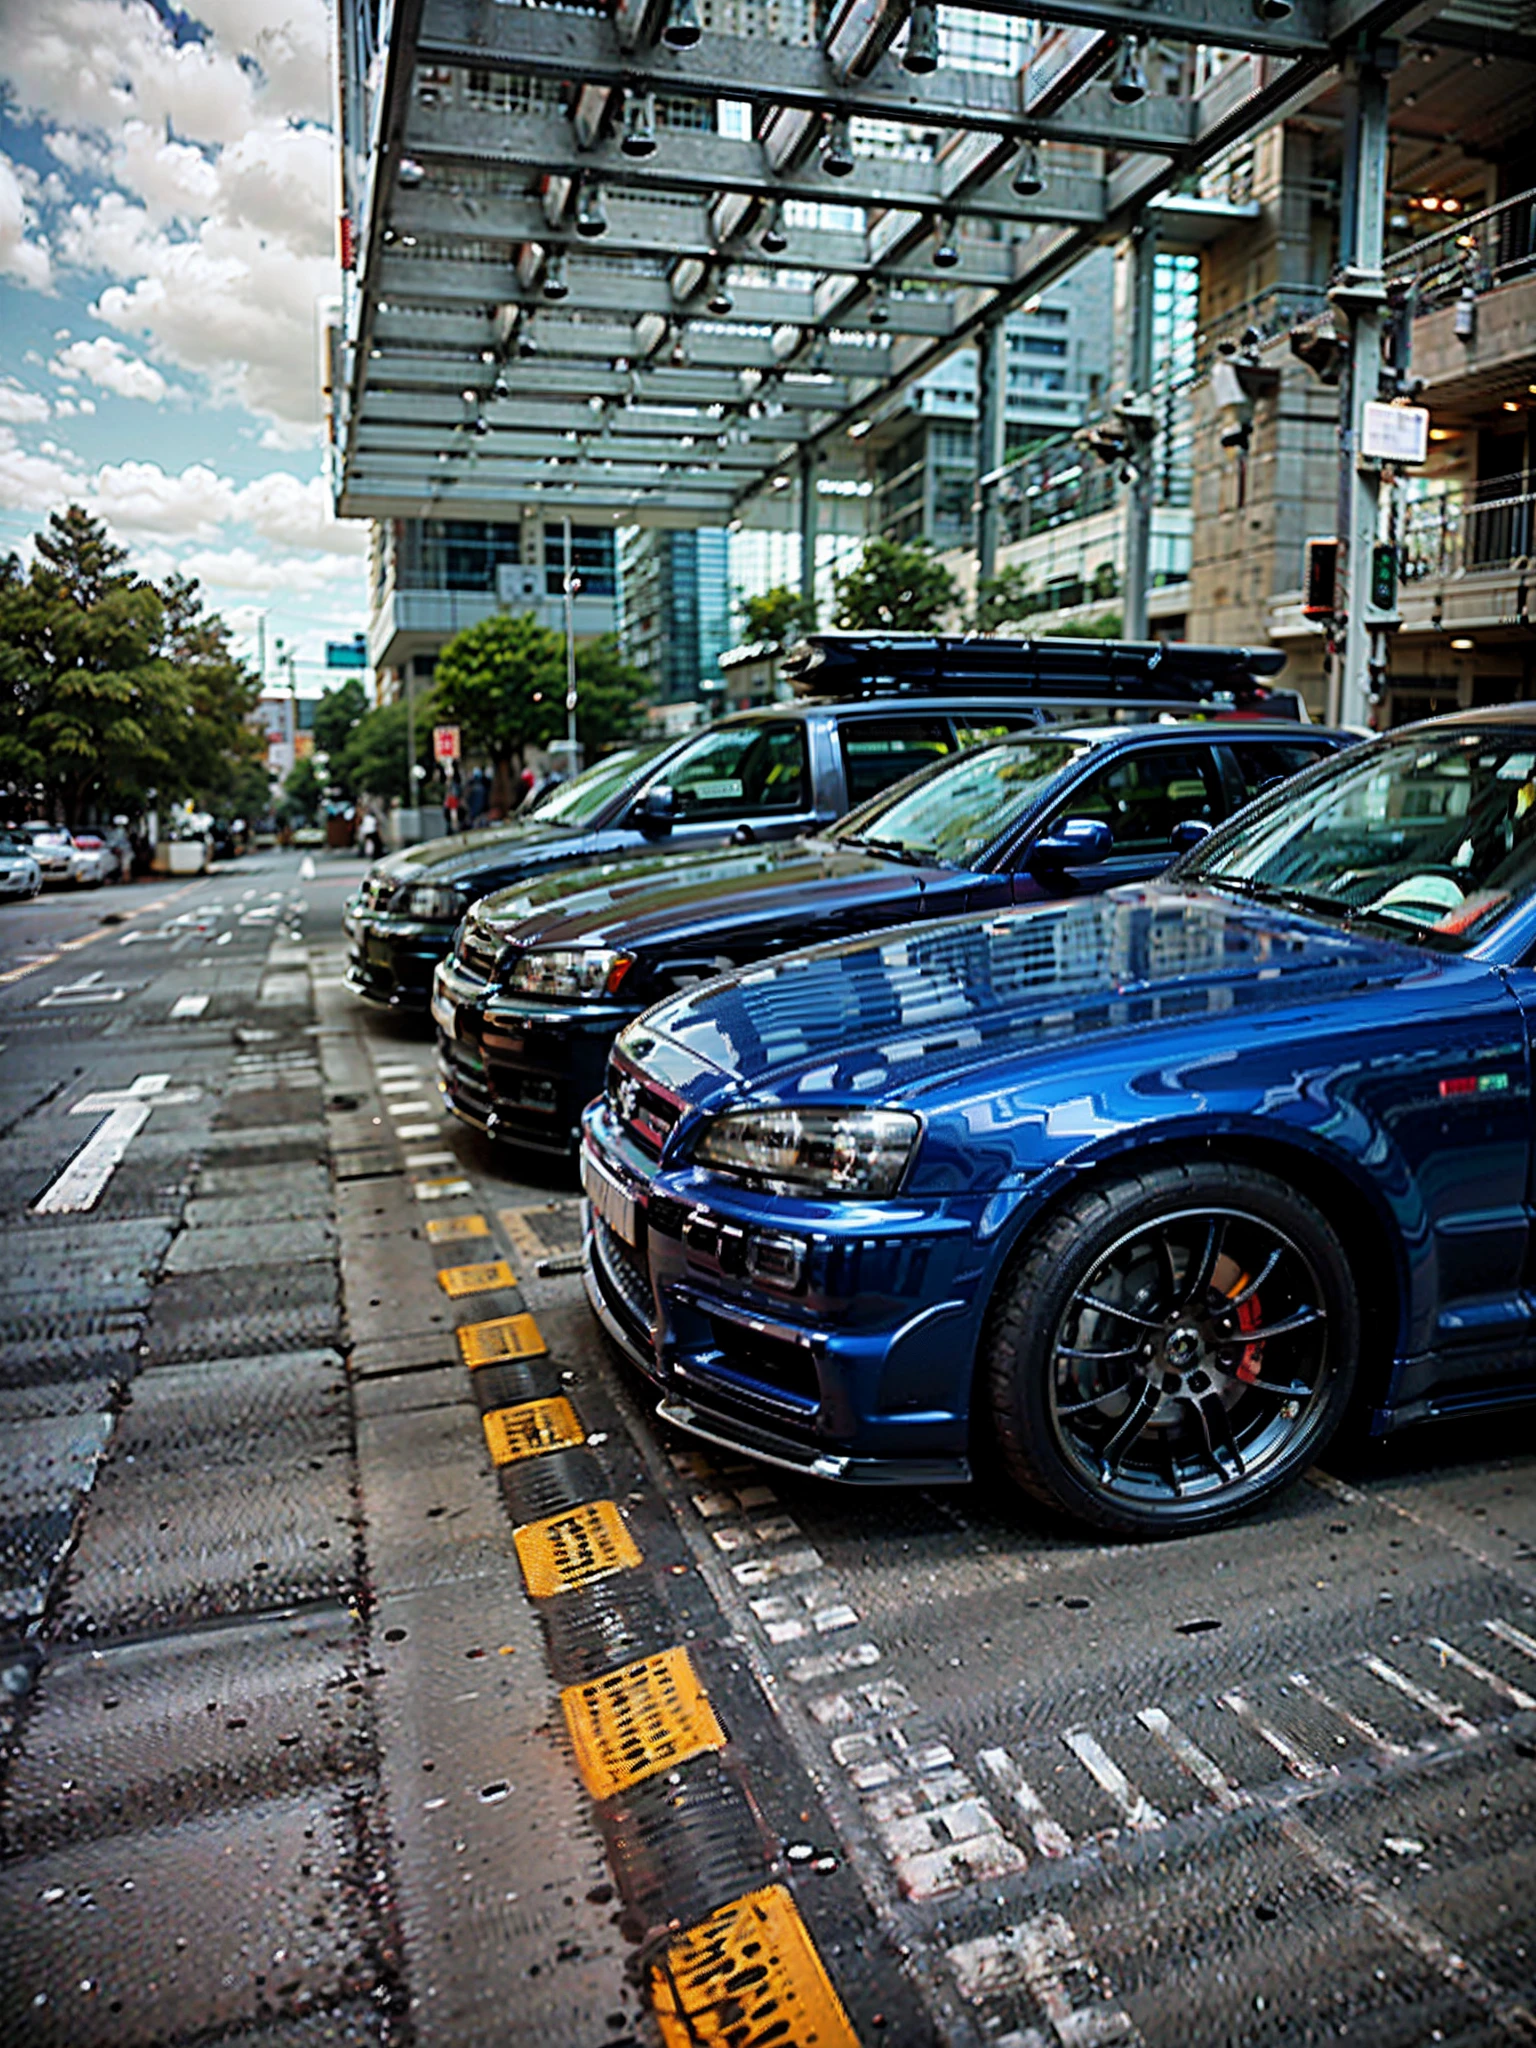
{"left": 1122, "top": 217, "right": 1157, "bottom": 642}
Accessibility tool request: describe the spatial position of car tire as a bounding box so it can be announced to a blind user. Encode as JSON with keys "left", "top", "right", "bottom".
{"left": 982, "top": 1160, "right": 1359, "bottom": 1538}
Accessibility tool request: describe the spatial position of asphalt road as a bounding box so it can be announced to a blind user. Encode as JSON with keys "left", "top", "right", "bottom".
{"left": 0, "top": 851, "right": 1533, "bottom": 2048}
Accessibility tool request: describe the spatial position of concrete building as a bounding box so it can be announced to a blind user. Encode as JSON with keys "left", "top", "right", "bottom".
{"left": 619, "top": 527, "right": 735, "bottom": 703}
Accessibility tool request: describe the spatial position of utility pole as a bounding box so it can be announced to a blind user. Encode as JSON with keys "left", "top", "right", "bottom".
{"left": 1330, "top": 54, "right": 1392, "bottom": 727}
{"left": 1122, "top": 217, "right": 1158, "bottom": 643}
{"left": 562, "top": 512, "right": 579, "bottom": 771}
{"left": 798, "top": 448, "right": 818, "bottom": 630}
{"left": 974, "top": 315, "right": 1007, "bottom": 587}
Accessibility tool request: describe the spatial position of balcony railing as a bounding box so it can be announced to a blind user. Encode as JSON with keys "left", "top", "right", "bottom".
{"left": 1387, "top": 186, "right": 1536, "bottom": 315}
{"left": 1399, "top": 473, "right": 1536, "bottom": 582}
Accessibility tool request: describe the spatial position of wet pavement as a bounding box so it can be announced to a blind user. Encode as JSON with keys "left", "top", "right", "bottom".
{"left": 0, "top": 852, "right": 1533, "bottom": 2048}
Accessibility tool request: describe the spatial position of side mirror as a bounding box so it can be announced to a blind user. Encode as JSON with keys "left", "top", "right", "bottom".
{"left": 1169, "top": 817, "right": 1214, "bottom": 853}
{"left": 1028, "top": 816, "right": 1112, "bottom": 872}
{"left": 634, "top": 784, "right": 677, "bottom": 835}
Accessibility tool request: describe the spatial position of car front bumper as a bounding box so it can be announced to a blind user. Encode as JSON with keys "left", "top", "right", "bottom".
{"left": 577, "top": 1098, "right": 992, "bottom": 1484}
{"left": 345, "top": 917, "right": 456, "bottom": 1010}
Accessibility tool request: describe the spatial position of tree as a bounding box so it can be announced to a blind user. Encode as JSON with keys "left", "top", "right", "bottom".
{"left": 973, "top": 564, "right": 1045, "bottom": 633}
{"left": 572, "top": 635, "right": 651, "bottom": 748}
{"left": 312, "top": 676, "right": 369, "bottom": 760}
{"left": 335, "top": 697, "right": 431, "bottom": 805}
{"left": 738, "top": 585, "right": 815, "bottom": 647}
{"left": 281, "top": 754, "right": 325, "bottom": 826}
{"left": 832, "top": 538, "right": 960, "bottom": 632}
{"left": 159, "top": 574, "right": 265, "bottom": 813}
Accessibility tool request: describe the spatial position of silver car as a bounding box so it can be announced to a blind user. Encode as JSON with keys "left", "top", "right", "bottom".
{"left": 19, "top": 823, "right": 73, "bottom": 884}
{"left": 0, "top": 832, "right": 42, "bottom": 900}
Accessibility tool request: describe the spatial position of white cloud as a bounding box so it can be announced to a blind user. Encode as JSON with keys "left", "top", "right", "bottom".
{"left": 175, "top": 544, "right": 350, "bottom": 596}
{"left": 3, "top": 2, "right": 261, "bottom": 149}
{"left": 89, "top": 459, "right": 236, "bottom": 538}
{"left": 0, "top": 429, "right": 83, "bottom": 513}
{"left": 0, "top": 154, "right": 53, "bottom": 290}
{"left": 0, "top": 383, "right": 52, "bottom": 426}
{"left": 235, "top": 472, "right": 367, "bottom": 557}
{"left": 51, "top": 336, "right": 170, "bottom": 404}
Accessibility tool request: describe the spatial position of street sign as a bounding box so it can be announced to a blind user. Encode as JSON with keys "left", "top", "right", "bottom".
{"left": 1361, "top": 402, "right": 1429, "bottom": 465}
{"left": 325, "top": 635, "right": 367, "bottom": 668}
{"left": 433, "top": 725, "right": 461, "bottom": 763}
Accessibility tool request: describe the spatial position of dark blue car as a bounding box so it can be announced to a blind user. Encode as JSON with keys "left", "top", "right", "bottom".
{"left": 579, "top": 709, "right": 1536, "bottom": 1535}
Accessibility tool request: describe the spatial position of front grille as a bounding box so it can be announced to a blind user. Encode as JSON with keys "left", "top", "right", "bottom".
{"left": 440, "top": 1042, "right": 493, "bottom": 1123}
{"left": 606, "top": 1059, "right": 682, "bottom": 1160}
{"left": 457, "top": 924, "right": 503, "bottom": 982}
{"left": 592, "top": 1214, "right": 653, "bottom": 1341}
{"left": 361, "top": 876, "right": 400, "bottom": 915}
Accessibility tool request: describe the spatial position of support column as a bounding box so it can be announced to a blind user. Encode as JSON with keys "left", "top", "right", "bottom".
{"left": 1123, "top": 216, "right": 1158, "bottom": 643}
{"left": 974, "top": 316, "right": 1007, "bottom": 586}
{"left": 798, "top": 447, "right": 818, "bottom": 629}
{"left": 1331, "top": 56, "right": 1391, "bottom": 728}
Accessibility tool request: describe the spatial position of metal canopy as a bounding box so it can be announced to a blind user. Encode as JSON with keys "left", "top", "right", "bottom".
{"left": 333, "top": 0, "right": 1500, "bottom": 530}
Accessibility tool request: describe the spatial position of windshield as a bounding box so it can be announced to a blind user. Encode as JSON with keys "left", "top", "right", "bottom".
{"left": 832, "top": 736, "right": 1093, "bottom": 867}
{"left": 524, "top": 744, "right": 663, "bottom": 825}
{"left": 1185, "top": 728, "right": 1536, "bottom": 948}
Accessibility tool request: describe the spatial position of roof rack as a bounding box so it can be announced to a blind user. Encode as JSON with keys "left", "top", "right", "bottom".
{"left": 781, "top": 633, "right": 1291, "bottom": 708}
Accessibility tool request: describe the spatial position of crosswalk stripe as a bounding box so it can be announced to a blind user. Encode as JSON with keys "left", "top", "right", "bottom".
{"left": 1136, "top": 1707, "right": 1251, "bottom": 1810}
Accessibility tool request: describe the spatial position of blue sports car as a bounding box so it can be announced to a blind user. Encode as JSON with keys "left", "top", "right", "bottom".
{"left": 579, "top": 708, "right": 1536, "bottom": 1535}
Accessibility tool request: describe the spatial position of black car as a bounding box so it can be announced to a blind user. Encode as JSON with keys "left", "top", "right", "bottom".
{"left": 433, "top": 718, "right": 1348, "bottom": 1154}
{"left": 343, "top": 633, "right": 1303, "bottom": 1013}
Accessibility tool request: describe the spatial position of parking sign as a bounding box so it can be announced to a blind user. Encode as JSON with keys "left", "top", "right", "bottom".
{"left": 433, "top": 725, "right": 461, "bottom": 763}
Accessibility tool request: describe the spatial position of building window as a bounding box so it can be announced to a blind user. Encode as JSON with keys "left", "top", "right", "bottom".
{"left": 545, "top": 523, "right": 618, "bottom": 598}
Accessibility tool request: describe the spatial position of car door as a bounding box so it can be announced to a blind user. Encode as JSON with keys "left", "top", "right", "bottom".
{"left": 1011, "top": 740, "right": 1227, "bottom": 897}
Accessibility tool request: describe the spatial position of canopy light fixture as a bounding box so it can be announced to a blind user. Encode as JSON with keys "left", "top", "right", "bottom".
{"left": 821, "top": 113, "right": 855, "bottom": 177}
{"left": 903, "top": 1, "right": 940, "bottom": 74}
{"left": 542, "top": 251, "right": 570, "bottom": 301}
{"left": 1253, "top": 0, "right": 1293, "bottom": 17}
{"left": 1109, "top": 38, "right": 1149, "bottom": 104}
{"left": 575, "top": 182, "right": 609, "bottom": 238}
{"left": 396, "top": 157, "right": 424, "bottom": 187}
{"left": 932, "top": 214, "right": 959, "bottom": 268}
{"left": 759, "top": 201, "right": 788, "bottom": 254}
{"left": 1011, "top": 140, "right": 1044, "bottom": 197}
{"left": 867, "top": 285, "right": 890, "bottom": 327}
{"left": 707, "top": 271, "right": 735, "bottom": 315}
{"left": 621, "top": 91, "right": 658, "bottom": 158}
{"left": 662, "top": 0, "right": 702, "bottom": 48}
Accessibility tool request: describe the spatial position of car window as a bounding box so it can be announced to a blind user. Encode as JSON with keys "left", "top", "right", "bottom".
{"left": 953, "top": 714, "right": 1047, "bottom": 748}
{"left": 834, "top": 736, "right": 1093, "bottom": 866}
{"left": 1226, "top": 739, "right": 1336, "bottom": 806}
{"left": 663, "top": 722, "right": 808, "bottom": 818}
{"left": 1053, "top": 745, "right": 1219, "bottom": 854}
{"left": 839, "top": 718, "right": 953, "bottom": 807}
{"left": 526, "top": 743, "right": 666, "bottom": 824}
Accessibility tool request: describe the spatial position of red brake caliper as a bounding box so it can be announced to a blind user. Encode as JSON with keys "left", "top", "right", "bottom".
{"left": 1232, "top": 1286, "right": 1263, "bottom": 1383}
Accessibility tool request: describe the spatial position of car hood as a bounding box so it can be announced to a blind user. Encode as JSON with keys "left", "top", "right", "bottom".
{"left": 630, "top": 886, "right": 1476, "bottom": 1107}
{"left": 471, "top": 838, "right": 936, "bottom": 951}
{"left": 373, "top": 816, "right": 603, "bottom": 885}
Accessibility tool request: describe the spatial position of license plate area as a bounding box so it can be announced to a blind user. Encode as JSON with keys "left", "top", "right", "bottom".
{"left": 582, "top": 1148, "right": 637, "bottom": 1247}
{"left": 366, "top": 936, "right": 392, "bottom": 968}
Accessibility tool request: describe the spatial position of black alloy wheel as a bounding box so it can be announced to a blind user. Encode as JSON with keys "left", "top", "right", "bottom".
{"left": 983, "top": 1162, "right": 1359, "bottom": 1537}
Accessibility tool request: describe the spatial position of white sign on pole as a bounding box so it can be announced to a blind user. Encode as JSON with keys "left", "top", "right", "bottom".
{"left": 433, "top": 724, "right": 461, "bottom": 763}
{"left": 1361, "top": 402, "right": 1429, "bottom": 465}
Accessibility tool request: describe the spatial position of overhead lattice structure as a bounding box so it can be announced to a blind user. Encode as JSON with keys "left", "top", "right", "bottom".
{"left": 330, "top": 0, "right": 1516, "bottom": 531}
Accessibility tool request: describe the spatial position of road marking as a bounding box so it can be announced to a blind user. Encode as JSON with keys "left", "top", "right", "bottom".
{"left": 0, "top": 952, "right": 59, "bottom": 983}
{"left": 947, "top": 1912, "right": 1143, "bottom": 2044}
{"left": 34, "top": 1073, "right": 171, "bottom": 1215}
{"left": 404, "top": 1150, "right": 457, "bottom": 1169}
{"left": 39, "top": 969, "right": 125, "bottom": 1007}
{"left": 976, "top": 1748, "right": 1075, "bottom": 1859}
{"left": 1218, "top": 1690, "right": 1331, "bottom": 1780}
{"left": 1136, "top": 1707, "right": 1252, "bottom": 1810}
{"left": 1361, "top": 1654, "right": 1479, "bottom": 1739}
{"left": 1485, "top": 1616, "right": 1536, "bottom": 1666}
{"left": 1427, "top": 1636, "right": 1536, "bottom": 1711}
{"left": 1062, "top": 1728, "right": 1166, "bottom": 1832}
{"left": 396, "top": 1122, "right": 441, "bottom": 1139}
{"left": 298, "top": 855, "right": 316, "bottom": 880}
{"left": 1289, "top": 1669, "right": 1413, "bottom": 1757}
{"left": 563, "top": 1646, "right": 727, "bottom": 1799}
{"left": 386, "top": 1097, "right": 434, "bottom": 1117}
{"left": 169, "top": 992, "right": 210, "bottom": 1019}
{"left": 378, "top": 1077, "right": 423, "bottom": 1094}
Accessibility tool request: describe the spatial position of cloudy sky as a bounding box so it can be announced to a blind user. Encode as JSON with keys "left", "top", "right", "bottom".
{"left": 0, "top": 0, "right": 366, "bottom": 690}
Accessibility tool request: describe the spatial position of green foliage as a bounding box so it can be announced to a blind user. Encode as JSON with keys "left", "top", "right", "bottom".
{"left": 738, "top": 585, "right": 815, "bottom": 647}
{"left": 0, "top": 507, "right": 261, "bottom": 825}
{"left": 335, "top": 697, "right": 430, "bottom": 805}
{"left": 281, "top": 754, "right": 325, "bottom": 826}
{"left": 832, "top": 538, "right": 960, "bottom": 633}
{"left": 433, "top": 617, "right": 651, "bottom": 788}
{"left": 572, "top": 635, "right": 651, "bottom": 748}
{"left": 312, "top": 676, "right": 369, "bottom": 759}
{"left": 973, "top": 564, "right": 1042, "bottom": 633}
{"left": 1052, "top": 610, "right": 1123, "bottom": 638}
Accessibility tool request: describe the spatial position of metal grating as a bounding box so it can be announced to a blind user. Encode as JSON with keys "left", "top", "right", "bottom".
{"left": 424, "top": 1213, "right": 491, "bottom": 1243}
{"left": 457, "top": 1312, "right": 548, "bottom": 1367}
{"left": 500, "top": 1444, "right": 612, "bottom": 1532}
{"left": 514, "top": 1499, "right": 642, "bottom": 1599}
{"left": 562, "top": 1646, "right": 726, "bottom": 1800}
{"left": 482, "top": 1396, "right": 585, "bottom": 1466}
{"left": 438, "top": 1258, "right": 516, "bottom": 1298}
{"left": 599, "top": 1753, "right": 769, "bottom": 1947}
{"left": 650, "top": 1884, "right": 859, "bottom": 2048}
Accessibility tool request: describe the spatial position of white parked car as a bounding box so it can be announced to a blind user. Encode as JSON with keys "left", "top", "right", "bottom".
{"left": 20, "top": 823, "right": 76, "bottom": 884}
{"left": 69, "top": 834, "right": 120, "bottom": 886}
{"left": 0, "top": 832, "right": 42, "bottom": 900}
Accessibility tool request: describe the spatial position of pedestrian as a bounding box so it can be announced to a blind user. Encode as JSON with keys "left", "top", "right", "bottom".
{"left": 358, "top": 808, "right": 383, "bottom": 861}
{"left": 466, "top": 766, "right": 488, "bottom": 825}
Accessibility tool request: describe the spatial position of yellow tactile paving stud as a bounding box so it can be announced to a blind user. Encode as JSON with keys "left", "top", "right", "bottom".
{"left": 437, "top": 1259, "right": 517, "bottom": 1299}
{"left": 562, "top": 1645, "right": 726, "bottom": 1800}
{"left": 650, "top": 1884, "right": 859, "bottom": 2048}
{"left": 456, "top": 1313, "right": 548, "bottom": 1368}
{"left": 482, "top": 1397, "right": 585, "bottom": 1467}
{"left": 514, "top": 1500, "right": 641, "bottom": 1599}
{"left": 424, "top": 1213, "right": 491, "bottom": 1244}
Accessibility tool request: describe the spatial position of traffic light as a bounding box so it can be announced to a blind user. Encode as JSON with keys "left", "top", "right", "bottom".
{"left": 1370, "top": 542, "right": 1398, "bottom": 614}
{"left": 1302, "top": 538, "right": 1339, "bottom": 620}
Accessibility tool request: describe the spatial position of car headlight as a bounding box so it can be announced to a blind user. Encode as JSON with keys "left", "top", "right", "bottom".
{"left": 506, "top": 948, "right": 635, "bottom": 1001}
{"left": 403, "top": 885, "right": 465, "bottom": 922}
{"left": 693, "top": 1106, "right": 920, "bottom": 1198}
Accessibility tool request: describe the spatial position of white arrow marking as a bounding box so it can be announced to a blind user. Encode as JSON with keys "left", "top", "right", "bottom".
{"left": 298, "top": 855, "right": 316, "bottom": 880}
{"left": 34, "top": 1075, "right": 183, "bottom": 1215}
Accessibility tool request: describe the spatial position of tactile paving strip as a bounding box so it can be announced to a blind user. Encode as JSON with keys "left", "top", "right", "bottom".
{"left": 599, "top": 1753, "right": 768, "bottom": 1945}
{"left": 482, "top": 1396, "right": 584, "bottom": 1466}
{"left": 438, "top": 1259, "right": 516, "bottom": 1298}
{"left": 650, "top": 1884, "right": 859, "bottom": 2048}
{"left": 499, "top": 1445, "right": 611, "bottom": 1531}
{"left": 562, "top": 1646, "right": 727, "bottom": 1800}
{"left": 514, "top": 1499, "right": 641, "bottom": 1599}
{"left": 540, "top": 1570, "right": 682, "bottom": 1687}
{"left": 457, "top": 1312, "right": 548, "bottom": 1367}
{"left": 424, "top": 1214, "right": 490, "bottom": 1244}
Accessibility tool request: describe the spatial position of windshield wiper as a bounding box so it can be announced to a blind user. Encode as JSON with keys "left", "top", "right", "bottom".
{"left": 1200, "top": 874, "right": 1345, "bottom": 919}
{"left": 850, "top": 835, "right": 936, "bottom": 867}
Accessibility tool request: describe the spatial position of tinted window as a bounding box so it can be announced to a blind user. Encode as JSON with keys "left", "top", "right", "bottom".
{"left": 664, "top": 722, "right": 808, "bottom": 818}
{"left": 839, "top": 718, "right": 953, "bottom": 807}
{"left": 526, "top": 744, "right": 665, "bottom": 824}
{"left": 834, "top": 736, "right": 1092, "bottom": 866}
{"left": 1056, "top": 746, "right": 1219, "bottom": 854}
{"left": 1226, "top": 739, "right": 1335, "bottom": 806}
